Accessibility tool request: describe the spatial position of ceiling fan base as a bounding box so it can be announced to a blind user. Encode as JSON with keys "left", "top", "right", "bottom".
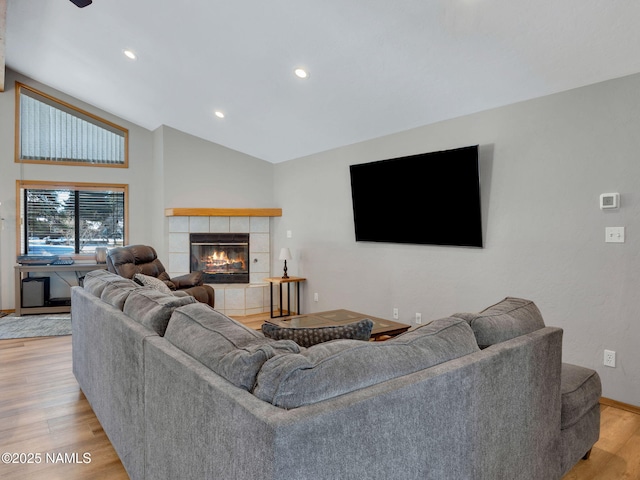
{"left": 70, "top": 0, "right": 92, "bottom": 7}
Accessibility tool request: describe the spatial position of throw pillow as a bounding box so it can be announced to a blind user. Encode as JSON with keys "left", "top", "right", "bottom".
{"left": 261, "top": 319, "right": 374, "bottom": 347}
{"left": 134, "top": 273, "right": 172, "bottom": 295}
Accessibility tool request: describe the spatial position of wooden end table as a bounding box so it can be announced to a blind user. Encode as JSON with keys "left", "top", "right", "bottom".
{"left": 264, "top": 276, "right": 306, "bottom": 318}
{"left": 265, "top": 309, "right": 411, "bottom": 341}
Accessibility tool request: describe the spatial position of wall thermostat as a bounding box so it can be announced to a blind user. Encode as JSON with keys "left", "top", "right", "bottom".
{"left": 600, "top": 193, "right": 620, "bottom": 209}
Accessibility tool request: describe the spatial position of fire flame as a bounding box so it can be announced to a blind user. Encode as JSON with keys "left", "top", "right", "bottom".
{"left": 204, "top": 250, "right": 246, "bottom": 270}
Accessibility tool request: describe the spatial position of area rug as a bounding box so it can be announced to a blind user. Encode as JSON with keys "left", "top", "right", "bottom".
{"left": 0, "top": 313, "right": 72, "bottom": 339}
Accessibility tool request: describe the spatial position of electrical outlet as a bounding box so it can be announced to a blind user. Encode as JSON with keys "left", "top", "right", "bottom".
{"left": 604, "top": 349, "right": 616, "bottom": 368}
{"left": 393, "top": 308, "right": 399, "bottom": 320}
{"left": 313, "top": 293, "right": 319, "bottom": 302}
{"left": 415, "top": 313, "right": 422, "bottom": 325}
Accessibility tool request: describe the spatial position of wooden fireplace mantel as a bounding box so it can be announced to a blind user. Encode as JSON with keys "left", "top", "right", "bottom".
{"left": 164, "top": 208, "right": 282, "bottom": 217}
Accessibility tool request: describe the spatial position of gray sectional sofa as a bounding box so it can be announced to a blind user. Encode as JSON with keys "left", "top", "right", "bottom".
{"left": 71, "top": 270, "right": 601, "bottom": 480}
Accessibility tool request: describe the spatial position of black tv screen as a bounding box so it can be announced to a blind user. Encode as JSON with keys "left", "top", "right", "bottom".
{"left": 349, "top": 145, "right": 483, "bottom": 247}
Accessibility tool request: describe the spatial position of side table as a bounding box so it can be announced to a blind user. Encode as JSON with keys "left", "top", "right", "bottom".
{"left": 264, "top": 276, "right": 306, "bottom": 318}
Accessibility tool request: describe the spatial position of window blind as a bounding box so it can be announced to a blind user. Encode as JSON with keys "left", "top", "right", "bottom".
{"left": 24, "top": 188, "right": 125, "bottom": 255}
{"left": 18, "top": 85, "right": 127, "bottom": 165}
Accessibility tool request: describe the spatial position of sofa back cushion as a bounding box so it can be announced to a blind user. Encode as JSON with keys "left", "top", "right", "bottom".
{"left": 254, "top": 317, "right": 479, "bottom": 409}
{"left": 83, "top": 269, "right": 139, "bottom": 310}
{"left": 83, "top": 269, "right": 136, "bottom": 296}
{"left": 124, "top": 288, "right": 196, "bottom": 335}
{"left": 164, "top": 303, "right": 300, "bottom": 391}
{"left": 454, "top": 297, "right": 545, "bottom": 348}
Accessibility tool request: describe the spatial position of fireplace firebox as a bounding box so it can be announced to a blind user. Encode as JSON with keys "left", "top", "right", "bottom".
{"left": 190, "top": 233, "right": 249, "bottom": 284}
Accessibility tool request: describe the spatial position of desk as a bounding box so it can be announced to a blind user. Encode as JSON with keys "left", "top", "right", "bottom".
{"left": 14, "top": 263, "right": 107, "bottom": 316}
{"left": 264, "top": 276, "right": 306, "bottom": 318}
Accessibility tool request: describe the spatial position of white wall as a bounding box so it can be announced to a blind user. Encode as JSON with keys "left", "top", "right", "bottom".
{"left": 153, "top": 125, "right": 275, "bottom": 261}
{"left": 159, "top": 125, "right": 274, "bottom": 209}
{"left": 273, "top": 72, "right": 640, "bottom": 406}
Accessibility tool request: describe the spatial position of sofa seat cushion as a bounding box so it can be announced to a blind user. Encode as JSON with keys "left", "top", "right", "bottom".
{"left": 454, "top": 297, "right": 545, "bottom": 348}
{"left": 164, "top": 303, "right": 300, "bottom": 391}
{"left": 261, "top": 318, "right": 374, "bottom": 347}
{"left": 254, "top": 317, "right": 479, "bottom": 409}
{"left": 561, "top": 363, "right": 602, "bottom": 430}
{"left": 123, "top": 288, "right": 197, "bottom": 335}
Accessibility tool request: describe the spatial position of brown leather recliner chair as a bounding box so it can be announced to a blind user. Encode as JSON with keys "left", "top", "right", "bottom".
{"left": 106, "top": 244, "right": 215, "bottom": 308}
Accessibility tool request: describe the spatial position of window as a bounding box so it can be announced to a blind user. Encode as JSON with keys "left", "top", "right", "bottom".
{"left": 15, "top": 83, "right": 128, "bottom": 167}
{"left": 17, "top": 181, "right": 128, "bottom": 257}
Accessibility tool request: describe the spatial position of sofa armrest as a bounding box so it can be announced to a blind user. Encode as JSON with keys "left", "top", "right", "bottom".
{"left": 171, "top": 271, "right": 204, "bottom": 288}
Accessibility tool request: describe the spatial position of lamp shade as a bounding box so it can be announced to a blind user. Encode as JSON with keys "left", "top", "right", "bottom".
{"left": 279, "top": 248, "right": 292, "bottom": 261}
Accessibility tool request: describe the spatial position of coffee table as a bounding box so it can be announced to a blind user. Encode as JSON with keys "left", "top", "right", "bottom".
{"left": 265, "top": 309, "right": 411, "bottom": 341}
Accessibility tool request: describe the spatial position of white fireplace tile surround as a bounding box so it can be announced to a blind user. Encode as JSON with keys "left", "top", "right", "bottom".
{"left": 168, "top": 216, "right": 272, "bottom": 316}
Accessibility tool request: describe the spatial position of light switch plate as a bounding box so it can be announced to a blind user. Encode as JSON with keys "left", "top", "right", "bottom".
{"left": 605, "top": 227, "right": 625, "bottom": 243}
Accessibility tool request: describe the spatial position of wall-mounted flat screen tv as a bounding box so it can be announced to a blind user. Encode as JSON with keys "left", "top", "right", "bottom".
{"left": 349, "top": 145, "right": 483, "bottom": 247}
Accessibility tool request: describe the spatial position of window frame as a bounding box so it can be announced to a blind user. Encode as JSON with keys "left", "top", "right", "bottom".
{"left": 16, "top": 180, "right": 129, "bottom": 258}
{"left": 15, "top": 82, "right": 129, "bottom": 168}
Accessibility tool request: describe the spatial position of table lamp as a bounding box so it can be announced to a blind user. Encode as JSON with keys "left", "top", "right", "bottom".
{"left": 279, "top": 248, "right": 292, "bottom": 279}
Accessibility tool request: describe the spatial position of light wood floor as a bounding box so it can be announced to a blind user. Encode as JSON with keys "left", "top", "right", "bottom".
{"left": 0, "top": 335, "right": 128, "bottom": 480}
{"left": 1, "top": 326, "right": 639, "bottom": 479}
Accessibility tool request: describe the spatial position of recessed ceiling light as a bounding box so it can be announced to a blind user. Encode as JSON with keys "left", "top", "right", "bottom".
{"left": 294, "top": 68, "right": 309, "bottom": 79}
{"left": 214, "top": 111, "right": 225, "bottom": 119}
{"left": 123, "top": 49, "right": 137, "bottom": 60}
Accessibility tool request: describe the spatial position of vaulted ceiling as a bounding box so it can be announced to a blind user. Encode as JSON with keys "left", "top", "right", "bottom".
{"left": 4, "top": 0, "right": 640, "bottom": 163}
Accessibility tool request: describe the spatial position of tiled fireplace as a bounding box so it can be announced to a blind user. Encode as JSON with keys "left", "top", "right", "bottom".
{"left": 167, "top": 214, "right": 273, "bottom": 317}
